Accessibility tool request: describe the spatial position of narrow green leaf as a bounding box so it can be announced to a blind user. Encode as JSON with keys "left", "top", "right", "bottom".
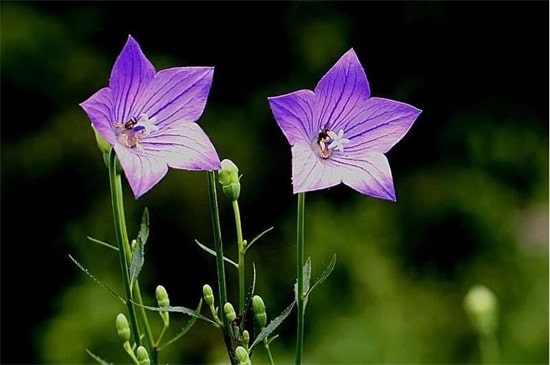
{"left": 137, "top": 208, "right": 150, "bottom": 246}
{"left": 69, "top": 254, "right": 125, "bottom": 303}
{"left": 135, "top": 303, "right": 217, "bottom": 326}
{"left": 244, "top": 226, "right": 274, "bottom": 252}
{"left": 194, "top": 239, "right": 238, "bottom": 268}
{"left": 86, "top": 349, "right": 113, "bottom": 365}
{"left": 158, "top": 300, "right": 203, "bottom": 351}
{"left": 251, "top": 262, "right": 257, "bottom": 296}
{"left": 129, "top": 208, "right": 149, "bottom": 287}
{"left": 250, "top": 300, "right": 295, "bottom": 350}
{"left": 303, "top": 257, "right": 312, "bottom": 294}
{"left": 86, "top": 236, "right": 118, "bottom": 251}
{"left": 306, "top": 254, "right": 336, "bottom": 298}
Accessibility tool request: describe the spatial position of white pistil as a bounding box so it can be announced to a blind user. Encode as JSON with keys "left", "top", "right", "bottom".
{"left": 327, "top": 129, "right": 350, "bottom": 152}
{"left": 136, "top": 113, "right": 158, "bottom": 134}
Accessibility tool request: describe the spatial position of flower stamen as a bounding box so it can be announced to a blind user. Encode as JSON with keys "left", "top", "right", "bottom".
{"left": 316, "top": 128, "right": 350, "bottom": 159}
{"left": 114, "top": 113, "right": 157, "bottom": 149}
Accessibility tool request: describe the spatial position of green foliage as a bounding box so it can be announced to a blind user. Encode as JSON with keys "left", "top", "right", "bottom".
{"left": 2, "top": 1, "right": 547, "bottom": 364}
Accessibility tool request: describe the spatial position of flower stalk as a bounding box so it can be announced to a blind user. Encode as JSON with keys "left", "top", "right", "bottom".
{"left": 207, "top": 171, "right": 237, "bottom": 365}
{"left": 231, "top": 199, "right": 246, "bottom": 315}
{"left": 108, "top": 148, "right": 141, "bottom": 347}
{"left": 295, "top": 192, "right": 306, "bottom": 365}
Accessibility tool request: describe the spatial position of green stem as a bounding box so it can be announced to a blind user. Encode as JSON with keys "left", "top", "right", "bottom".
{"left": 108, "top": 149, "right": 141, "bottom": 347}
{"left": 264, "top": 338, "right": 276, "bottom": 365}
{"left": 133, "top": 280, "right": 156, "bottom": 363}
{"left": 479, "top": 333, "right": 499, "bottom": 365}
{"left": 295, "top": 192, "right": 306, "bottom": 365}
{"left": 207, "top": 171, "right": 237, "bottom": 365}
{"left": 232, "top": 199, "right": 246, "bottom": 315}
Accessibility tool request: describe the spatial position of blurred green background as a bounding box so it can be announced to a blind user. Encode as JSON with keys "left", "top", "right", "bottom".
{"left": 2, "top": 1, "right": 548, "bottom": 364}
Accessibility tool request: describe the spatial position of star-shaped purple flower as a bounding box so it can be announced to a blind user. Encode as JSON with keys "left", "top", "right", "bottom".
{"left": 80, "top": 35, "right": 221, "bottom": 198}
{"left": 268, "top": 48, "right": 421, "bottom": 201}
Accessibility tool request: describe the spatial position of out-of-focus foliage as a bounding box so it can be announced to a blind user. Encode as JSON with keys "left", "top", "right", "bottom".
{"left": 1, "top": 2, "right": 547, "bottom": 364}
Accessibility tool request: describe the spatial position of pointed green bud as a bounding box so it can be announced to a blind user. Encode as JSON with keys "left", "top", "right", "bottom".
{"left": 252, "top": 295, "right": 267, "bottom": 328}
{"left": 224, "top": 302, "right": 237, "bottom": 323}
{"left": 136, "top": 346, "right": 150, "bottom": 365}
{"left": 242, "top": 329, "right": 250, "bottom": 348}
{"left": 203, "top": 284, "right": 215, "bottom": 307}
{"left": 93, "top": 126, "right": 111, "bottom": 155}
{"left": 464, "top": 284, "right": 498, "bottom": 337}
{"left": 235, "top": 346, "right": 251, "bottom": 365}
{"left": 156, "top": 285, "right": 170, "bottom": 326}
{"left": 156, "top": 285, "right": 170, "bottom": 307}
{"left": 218, "top": 159, "right": 241, "bottom": 201}
{"left": 115, "top": 313, "right": 131, "bottom": 342}
{"left": 92, "top": 126, "right": 113, "bottom": 169}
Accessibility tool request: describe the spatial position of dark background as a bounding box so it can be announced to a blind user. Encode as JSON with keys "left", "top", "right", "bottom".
{"left": 2, "top": 1, "right": 548, "bottom": 364}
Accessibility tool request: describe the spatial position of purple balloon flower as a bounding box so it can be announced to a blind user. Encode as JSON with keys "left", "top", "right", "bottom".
{"left": 268, "top": 48, "right": 421, "bottom": 201}
{"left": 80, "top": 35, "right": 221, "bottom": 198}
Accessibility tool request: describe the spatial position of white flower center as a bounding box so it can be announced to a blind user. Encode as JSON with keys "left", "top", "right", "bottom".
{"left": 316, "top": 128, "right": 350, "bottom": 159}
{"left": 114, "top": 113, "right": 158, "bottom": 149}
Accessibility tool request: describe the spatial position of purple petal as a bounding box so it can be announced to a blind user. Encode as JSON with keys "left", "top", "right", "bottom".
{"left": 114, "top": 144, "right": 168, "bottom": 199}
{"left": 333, "top": 151, "right": 396, "bottom": 201}
{"left": 79, "top": 87, "right": 116, "bottom": 145}
{"left": 135, "top": 67, "right": 214, "bottom": 126}
{"left": 109, "top": 35, "right": 155, "bottom": 124}
{"left": 314, "top": 48, "right": 371, "bottom": 132}
{"left": 291, "top": 143, "right": 341, "bottom": 193}
{"left": 141, "top": 123, "right": 221, "bottom": 171}
{"left": 268, "top": 90, "right": 317, "bottom": 145}
{"left": 345, "top": 97, "right": 422, "bottom": 154}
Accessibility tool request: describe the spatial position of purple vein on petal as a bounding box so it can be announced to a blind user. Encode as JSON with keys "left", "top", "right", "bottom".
{"left": 140, "top": 69, "right": 211, "bottom": 125}
{"left": 276, "top": 95, "right": 315, "bottom": 141}
{"left": 329, "top": 74, "right": 361, "bottom": 130}
{"left": 316, "top": 69, "right": 339, "bottom": 129}
{"left": 135, "top": 70, "right": 194, "bottom": 118}
{"left": 323, "top": 66, "right": 352, "bottom": 129}
{"left": 345, "top": 115, "right": 414, "bottom": 151}
{"left": 333, "top": 156, "right": 393, "bottom": 198}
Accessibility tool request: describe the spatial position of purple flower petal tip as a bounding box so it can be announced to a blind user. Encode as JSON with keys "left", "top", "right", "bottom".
{"left": 269, "top": 49, "right": 421, "bottom": 201}
{"left": 80, "top": 35, "right": 220, "bottom": 198}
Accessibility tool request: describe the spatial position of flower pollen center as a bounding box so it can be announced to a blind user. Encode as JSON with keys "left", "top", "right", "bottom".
{"left": 114, "top": 113, "right": 158, "bottom": 149}
{"left": 316, "top": 128, "right": 350, "bottom": 159}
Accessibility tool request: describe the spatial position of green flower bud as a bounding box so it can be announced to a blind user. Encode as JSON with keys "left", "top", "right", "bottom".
{"left": 252, "top": 295, "right": 267, "bottom": 328}
{"left": 156, "top": 285, "right": 170, "bottom": 326}
{"left": 218, "top": 159, "right": 241, "bottom": 201}
{"left": 136, "top": 346, "right": 150, "bottom": 365}
{"left": 224, "top": 302, "right": 237, "bottom": 323}
{"left": 93, "top": 126, "right": 111, "bottom": 155}
{"left": 203, "top": 284, "right": 215, "bottom": 307}
{"left": 115, "top": 313, "right": 131, "bottom": 342}
{"left": 156, "top": 285, "right": 170, "bottom": 307}
{"left": 464, "top": 284, "right": 498, "bottom": 336}
{"left": 235, "top": 346, "right": 251, "bottom": 365}
{"left": 242, "top": 329, "right": 250, "bottom": 348}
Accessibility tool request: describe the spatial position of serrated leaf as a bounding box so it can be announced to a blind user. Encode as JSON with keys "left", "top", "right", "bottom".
{"left": 129, "top": 208, "right": 149, "bottom": 287}
{"left": 158, "top": 300, "right": 203, "bottom": 351}
{"left": 137, "top": 207, "right": 150, "bottom": 246}
{"left": 135, "top": 303, "right": 217, "bottom": 326}
{"left": 303, "top": 257, "right": 312, "bottom": 294}
{"left": 294, "top": 257, "right": 312, "bottom": 303}
{"left": 306, "top": 254, "right": 336, "bottom": 298}
{"left": 86, "top": 349, "right": 113, "bottom": 365}
{"left": 69, "top": 254, "right": 125, "bottom": 303}
{"left": 245, "top": 226, "right": 274, "bottom": 252}
{"left": 86, "top": 236, "right": 118, "bottom": 251}
{"left": 194, "top": 239, "right": 238, "bottom": 268}
{"left": 250, "top": 300, "right": 295, "bottom": 350}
